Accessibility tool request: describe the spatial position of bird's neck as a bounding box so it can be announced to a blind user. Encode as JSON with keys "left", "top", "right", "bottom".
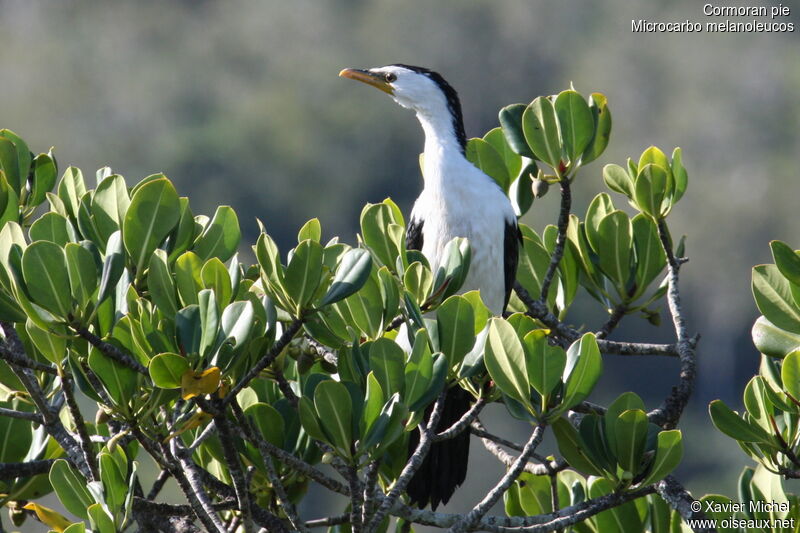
{"left": 416, "top": 108, "right": 467, "bottom": 189}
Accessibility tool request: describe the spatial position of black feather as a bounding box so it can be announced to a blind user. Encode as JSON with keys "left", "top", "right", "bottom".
{"left": 390, "top": 64, "right": 467, "bottom": 153}
{"left": 406, "top": 216, "right": 424, "bottom": 252}
{"left": 503, "top": 220, "right": 522, "bottom": 310}
{"left": 406, "top": 387, "right": 472, "bottom": 510}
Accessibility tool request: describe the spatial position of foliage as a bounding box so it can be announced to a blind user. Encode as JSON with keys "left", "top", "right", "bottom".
{"left": 0, "top": 88, "right": 728, "bottom": 533}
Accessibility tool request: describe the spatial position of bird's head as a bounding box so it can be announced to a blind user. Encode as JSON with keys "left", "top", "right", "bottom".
{"left": 339, "top": 64, "right": 466, "bottom": 149}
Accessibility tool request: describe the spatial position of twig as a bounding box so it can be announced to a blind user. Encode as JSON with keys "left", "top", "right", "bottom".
{"left": 366, "top": 391, "right": 447, "bottom": 533}
{"left": 222, "top": 318, "right": 304, "bottom": 407}
{"left": 167, "top": 438, "right": 227, "bottom": 533}
{"left": 538, "top": 180, "right": 572, "bottom": 303}
{"left": 449, "top": 424, "right": 546, "bottom": 532}
{"left": 433, "top": 397, "right": 486, "bottom": 441}
{"left": 655, "top": 475, "right": 715, "bottom": 533}
{"left": 362, "top": 460, "right": 380, "bottom": 527}
{"left": 306, "top": 336, "right": 338, "bottom": 366}
{"left": 348, "top": 466, "right": 364, "bottom": 533}
{"left": 147, "top": 469, "right": 171, "bottom": 500}
{"left": 61, "top": 372, "right": 100, "bottom": 481}
{"left": 305, "top": 513, "right": 350, "bottom": 528}
{"left": 0, "top": 459, "right": 57, "bottom": 478}
{"left": 214, "top": 409, "right": 255, "bottom": 533}
{"left": 0, "top": 405, "right": 42, "bottom": 422}
{"left": 273, "top": 365, "right": 299, "bottom": 408}
{"left": 596, "top": 303, "right": 628, "bottom": 339}
{"left": 0, "top": 337, "right": 58, "bottom": 375}
{"left": 75, "top": 326, "right": 147, "bottom": 374}
{"left": 471, "top": 422, "right": 566, "bottom": 477}
{"left": 648, "top": 221, "right": 698, "bottom": 429}
{"left": 229, "top": 400, "right": 348, "bottom": 496}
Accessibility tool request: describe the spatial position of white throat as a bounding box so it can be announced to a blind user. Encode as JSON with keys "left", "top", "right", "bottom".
{"left": 415, "top": 106, "right": 465, "bottom": 190}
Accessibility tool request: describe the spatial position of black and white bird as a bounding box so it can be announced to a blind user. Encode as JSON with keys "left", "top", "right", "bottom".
{"left": 340, "top": 64, "right": 521, "bottom": 509}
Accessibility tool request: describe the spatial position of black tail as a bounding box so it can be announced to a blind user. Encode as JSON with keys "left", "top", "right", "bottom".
{"left": 406, "top": 386, "right": 471, "bottom": 510}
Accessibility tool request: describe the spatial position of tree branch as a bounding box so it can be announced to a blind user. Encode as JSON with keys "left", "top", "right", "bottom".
{"left": 449, "top": 423, "right": 546, "bottom": 532}
{"left": 596, "top": 302, "right": 628, "bottom": 339}
{"left": 433, "top": 397, "right": 486, "bottom": 442}
{"left": 0, "top": 458, "right": 56, "bottom": 478}
{"left": 61, "top": 372, "right": 99, "bottom": 481}
{"left": 539, "top": 180, "right": 572, "bottom": 303}
{"left": 222, "top": 318, "right": 304, "bottom": 407}
{"left": 473, "top": 422, "right": 567, "bottom": 476}
{"left": 648, "top": 221, "right": 698, "bottom": 429}
{"left": 0, "top": 405, "right": 42, "bottom": 423}
{"left": 75, "top": 326, "right": 147, "bottom": 374}
{"left": 656, "top": 475, "right": 715, "bottom": 533}
{"left": 366, "top": 391, "right": 447, "bottom": 533}
{"left": 167, "top": 438, "right": 227, "bottom": 533}
{"left": 214, "top": 409, "right": 255, "bottom": 533}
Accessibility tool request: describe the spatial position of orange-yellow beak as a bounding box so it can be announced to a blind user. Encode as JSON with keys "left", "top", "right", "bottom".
{"left": 339, "top": 68, "right": 394, "bottom": 95}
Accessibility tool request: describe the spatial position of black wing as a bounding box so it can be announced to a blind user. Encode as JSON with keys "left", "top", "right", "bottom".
{"left": 406, "top": 216, "right": 424, "bottom": 252}
{"left": 503, "top": 219, "right": 522, "bottom": 310}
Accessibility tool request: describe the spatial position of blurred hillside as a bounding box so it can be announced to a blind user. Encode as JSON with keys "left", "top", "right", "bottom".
{"left": 2, "top": 0, "right": 799, "bottom": 529}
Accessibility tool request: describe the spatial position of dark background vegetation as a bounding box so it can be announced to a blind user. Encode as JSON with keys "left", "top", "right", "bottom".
{"left": 2, "top": 1, "right": 799, "bottom": 529}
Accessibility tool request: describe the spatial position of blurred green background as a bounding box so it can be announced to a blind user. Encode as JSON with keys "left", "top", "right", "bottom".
{"left": 2, "top": 0, "right": 799, "bottom": 530}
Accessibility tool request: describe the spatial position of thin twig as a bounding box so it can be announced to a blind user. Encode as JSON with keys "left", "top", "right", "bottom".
{"left": 75, "top": 326, "right": 148, "bottom": 374}
{"left": 214, "top": 409, "right": 255, "bottom": 533}
{"left": 0, "top": 405, "right": 42, "bottom": 422}
{"left": 61, "top": 372, "right": 100, "bottom": 481}
{"left": 348, "top": 466, "right": 364, "bottom": 533}
{"left": 305, "top": 513, "right": 350, "bottom": 528}
{"left": 222, "top": 318, "right": 304, "bottom": 407}
{"left": 362, "top": 460, "right": 380, "bottom": 527}
{"left": 0, "top": 459, "right": 57, "bottom": 478}
{"left": 449, "top": 424, "right": 546, "bottom": 532}
{"left": 167, "top": 438, "right": 227, "bottom": 533}
{"left": 538, "top": 180, "right": 571, "bottom": 303}
{"left": 596, "top": 303, "right": 628, "bottom": 339}
{"left": 655, "top": 475, "right": 714, "bottom": 533}
{"left": 366, "top": 391, "right": 447, "bottom": 533}
{"left": 147, "top": 469, "right": 171, "bottom": 500}
{"left": 648, "top": 221, "right": 698, "bottom": 429}
{"left": 433, "top": 397, "right": 486, "bottom": 441}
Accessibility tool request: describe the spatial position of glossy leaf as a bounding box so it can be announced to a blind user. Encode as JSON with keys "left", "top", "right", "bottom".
{"left": 753, "top": 264, "right": 800, "bottom": 334}
{"left": 369, "top": 338, "right": 405, "bottom": 397}
{"left": 522, "top": 96, "right": 562, "bottom": 169}
{"left": 709, "top": 399, "right": 774, "bottom": 444}
{"left": 634, "top": 164, "right": 669, "bottom": 219}
{"left": 582, "top": 92, "right": 612, "bottom": 164}
{"left": 50, "top": 459, "right": 93, "bottom": 520}
{"left": 193, "top": 205, "right": 241, "bottom": 262}
{"left": 603, "top": 164, "right": 633, "bottom": 198}
{"left": 484, "top": 318, "right": 531, "bottom": 410}
{"left": 436, "top": 294, "right": 475, "bottom": 368}
{"left": 122, "top": 178, "right": 180, "bottom": 278}
{"left": 554, "top": 90, "right": 593, "bottom": 163}
{"left": 65, "top": 242, "right": 98, "bottom": 308}
{"left": 614, "top": 409, "right": 649, "bottom": 474}
{"left": 285, "top": 239, "right": 324, "bottom": 311}
{"left": 499, "top": 103, "right": 534, "bottom": 158}
{"left": 149, "top": 352, "right": 190, "bottom": 389}
{"left": 320, "top": 248, "right": 372, "bottom": 307}
{"left": 751, "top": 316, "right": 800, "bottom": 358}
{"left": 97, "top": 230, "right": 125, "bottom": 305}
{"left": 22, "top": 240, "right": 72, "bottom": 317}
{"left": 466, "top": 138, "right": 511, "bottom": 191}
{"left": 314, "top": 380, "right": 353, "bottom": 457}
{"left": 523, "top": 330, "right": 565, "bottom": 399}
{"left": 560, "top": 333, "right": 602, "bottom": 411}
{"left": 148, "top": 249, "right": 178, "bottom": 316}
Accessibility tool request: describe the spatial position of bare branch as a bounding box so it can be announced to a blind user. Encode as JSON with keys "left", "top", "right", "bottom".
{"left": 167, "top": 438, "right": 227, "bottom": 533}
{"left": 0, "top": 458, "right": 56, "bottom": 478}
{"left": 222, "top": 318, "right": 304, "bottom": 407}
{"left": 596, "top": 302, "right": 628, "bottom": 339}
{"left": 0, "top": 405, "right": 42, "bottom": 423}
{"left": 539, "top": 179, "right": 572, "bottom": 303}
{"left": 62, "top": 373, "right": 99, "bottom": 481}
{"left": 656, "top": 475, "right": 715, "bottom": 533}
{"left": 75, "top": 326, "right": 147, "bottom": 374}
{"left": 433, "top": 397, "right": 486, "bottom": 442}
{"left": 305, "top": 513, "right": 350, "bottom": 528}
{"left": 449, "top": 423, "right": 546, "bottom": 532}
{"left": 366, "top": 391, "right": 447, "bottom": 533}
{"left": 214, "top": 409, "right": 255, "bottom": 533}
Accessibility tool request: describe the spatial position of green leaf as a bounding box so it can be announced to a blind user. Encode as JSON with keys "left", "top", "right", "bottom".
{"left": 50, "top": 459, "right": 93, "bottom": 520}
{"left": 551, "top": 417, "right": 604, "bottom": 476}
{"left": 523, "top": 330, "right": 565, "bottom": 399}
{"left": 298, "top": 396, "right": 327, "bottom": 442}
{"left": 751, "top": 316, "right": 800, "bottom": 358}
{"left": 404, "top": 329, "right": 435, "bottom": 412}
{"left": 554, "top": 90, "right": 593, "bottom": 164}
{"left": 92, "top": 175, "right": 130, "bottom": 246}
{"left": 149, "top": 353, "right": 190, "bottom": 389}
{"left": 499, "top": 103, "right": 535, "bottom": 158}
{"left": 25, "top": 319, "right": 67, "bottom": 365}
{"left": 298, "top": 218, "right": 322, "bottom": 243}
{"left": 122, "top": 178, "right": 180, "bottom": 279}
{"left": 522, "top": 96, "right": 562, "bottom": 169}
{"left": 22, "top": 240, "right": 72, "bottom": 317}
{"left": 217, "top": 300, "right": 254, "bottom": 354}
{"left": 0, "top": 399, "right": 32, "bottom": 463}
{"left": 0, "top": 136, "right": 21, "bottom": 195}
{"left": 596, "top": 211, "right": 632, "bottom": 291}
{"left": 97, "top": 231, "right": 125, "bottom": 306}
{"left": 30, "top": 152, "right": 58, "bottom": 208}
{"left": 483, "top": 126, "right": 523, "bottom": 179}
{"left": 770, "top": 241, "right": 800, "bottom": 287}
{"left": 148, "top": 249, "right": 178, "bottom": 317}
{"left": 57, "top": 167, "right": 87, "bottom": 220}
{"left": 314, "top": 380, "right": 353, "bottom": 457}
{"left": 632, "top": 214, "right": 666, "bottom": 298}
{"left": 604, "top": 392, "right": 645, "bottom": 455}
{"left": 603, "top": 164, "right": 633, "bottom": 198}
{"left": 360, "top": 202, "right": 403, "bottom": 270}
{"left": 88, "top": 345, "right": 139, "bottom": 406}
{"left": 368, "top": 338, "right": 405, "bottom": 397}
{"left": 781, "top": 350, "right": 800, "bottom": 401}
{"left": 671, "top": 147, "right": 688, "bottom": 204}
{"left": 362, "top": 372, "right": 385, "bottom": 433}
{"left": 201, "top": 257, "right": 232, "bottom": 310}
{"left": 245, "top": 402, "right": 285, "bottom": 449}
{"left": 465, "top": 138, "right": 511, "bottom": 191}
{"left": 98, "top": 451, "right": 127, "bottom": 512}
{"left": 193, "top": 205, "right": 241, "bottom": 262}
{"left": 641, "top": 430, "right": 684, "bottom": 486}
{"left": 285, "top": 239, "right": 324, "bottom": 312}
{"left": 404, "top": 261, "right": 432, "bottom": 305}
{"left": 752, "top": 264, "right": 800, "bottom": 334}
{"left": 585, "top": 193, "right": 615, "bottom": 254}
{"left": 65, "top": 242, "right": 99, "bottom": 309}
{"left": 709, "top": 399, "right": 774, "bottom": 444}
{"left": 634, "top": 164, "right": 669, "bottom": 219}
{"left": 320, "top": 248, "right": 373, "bottom": 306}
{"left": 436, "top": 295, "right": 475, "bottom": 368}
{"left": 560, "top": 333, "right": 602, "bottom": 411}
{"left": 198, "top": 289, "right": 219, "bottom": 357}
{"left": 88, "top": 503, "right": 116, "bottom": 533}
{"left": 582, "top": 93, "right": 612, "bottom": 164}
{"left": 614, "top": 409, "right": 648, "bottom": 475}
{"left": 484, "top": 318, "right": 531, "bottom": 410}
{"left": 175, "top": 251, "right": 203, "bottom": 307}
{"left": 29, "top": 212, "right": 76, "bottom": 246}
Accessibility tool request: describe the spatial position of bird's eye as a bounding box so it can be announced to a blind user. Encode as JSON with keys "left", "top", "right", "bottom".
{"left": 385, "top": 72, "right": 397, "bottom": 83}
